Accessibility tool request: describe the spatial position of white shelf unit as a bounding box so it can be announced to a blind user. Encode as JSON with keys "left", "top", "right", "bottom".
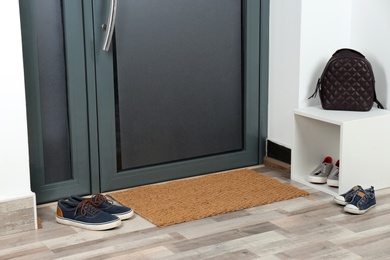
{"left": 292, "top": 106, "right": 390, "bottom": 196}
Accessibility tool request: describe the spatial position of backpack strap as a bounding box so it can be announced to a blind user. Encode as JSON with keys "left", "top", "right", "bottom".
{"left": 308, "top": 78, "right": 321, "bottom": 99}
{"left": 374, "top": 93, "right": 385, "bottom": 109}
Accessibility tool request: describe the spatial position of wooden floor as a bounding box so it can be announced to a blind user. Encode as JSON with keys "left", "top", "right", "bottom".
{"left": 2, "top": 165, "right": 390, "bottom": 259}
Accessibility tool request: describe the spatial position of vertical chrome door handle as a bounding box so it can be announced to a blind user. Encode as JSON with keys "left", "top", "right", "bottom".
{"left": 102, "top": 0, "right": 117, "bottom": 51}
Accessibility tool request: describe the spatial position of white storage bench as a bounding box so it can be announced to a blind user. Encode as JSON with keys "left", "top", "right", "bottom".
{"left": 292, "top": 106, "right": 390, "bottom": 196}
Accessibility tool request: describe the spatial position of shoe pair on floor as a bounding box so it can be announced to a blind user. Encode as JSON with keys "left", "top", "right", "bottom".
{"left": 308, "top": 156, "right": 339, "bottom": 187}
{"left": 56, "top": 193, "right": 134, "bottom": 231}
{"left": 334, "top": 185, "right": 376, "bottom": 214}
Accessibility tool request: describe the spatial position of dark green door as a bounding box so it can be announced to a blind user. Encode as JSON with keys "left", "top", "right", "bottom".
{"left": 20, "top": 0, "right": 265, "bottom": 203}
{"left": 90, "top": 0, "right": 261, "bottom": 192}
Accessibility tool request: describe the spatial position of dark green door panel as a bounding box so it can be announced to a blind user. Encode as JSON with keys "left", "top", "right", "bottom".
{"left": 93, "top": 0, "right": 261, "bottom": 192}
{"left": 20, "top": 0, "right": 90, "bottom": 203}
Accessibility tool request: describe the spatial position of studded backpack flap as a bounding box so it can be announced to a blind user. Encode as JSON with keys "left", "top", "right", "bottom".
{"left": 309, "top": 48, "right": 384, "bottom": 111}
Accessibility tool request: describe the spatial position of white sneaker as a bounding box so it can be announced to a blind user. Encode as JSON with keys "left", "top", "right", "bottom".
{"left": 308, "top": 156, "right": 333, "bottom": 184}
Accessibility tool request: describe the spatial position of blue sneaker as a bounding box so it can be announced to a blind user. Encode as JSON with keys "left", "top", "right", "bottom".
{"left": 333, "top": 185, "right": 363, "bottom": 205}
{"left": 344, "top": 186, "right": 376, "bottom": 214}
{"left": 68, "top": 194, "right": 134, "bottom": 220}
{"left": 56, "top": 200, "right": 121, "bottom": 230}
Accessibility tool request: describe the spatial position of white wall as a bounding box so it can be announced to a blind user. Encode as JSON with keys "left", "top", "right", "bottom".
{"left": 268, "top": 0, "right": 390, "bottom": 149}
{"left": 299, "top": 0, "right": 352, "bottom": 108}
{"left": 0, "top": 1, "right": 33, "bottom": 201}
{"left": 350, "top": 0, "right": 390, "bottom": 106}
{"left": 268, "top": 0, "right": 302, "bottom": 148}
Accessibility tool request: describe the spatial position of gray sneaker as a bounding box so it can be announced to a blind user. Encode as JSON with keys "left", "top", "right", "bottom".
{"left": 308, "top": 156, "right": 333, "bottom": 184}
{"left": 327, "top": 160, "right": 339, "bottom": 187}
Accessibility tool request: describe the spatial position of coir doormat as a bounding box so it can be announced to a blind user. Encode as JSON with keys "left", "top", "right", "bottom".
{"left": 108, "top": 168, "right": 309, "bottom": 226}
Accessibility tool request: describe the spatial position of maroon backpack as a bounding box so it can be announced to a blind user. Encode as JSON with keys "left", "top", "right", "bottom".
{"left": 309, "top": 48, "right": 384, "bottom": 111}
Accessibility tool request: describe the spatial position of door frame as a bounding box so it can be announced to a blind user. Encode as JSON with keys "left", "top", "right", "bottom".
{"left": 83, "top": 0, "right": 269, "bottom": 193}
{"left": 259, "top": 0, "right": 269, "bottom": 166}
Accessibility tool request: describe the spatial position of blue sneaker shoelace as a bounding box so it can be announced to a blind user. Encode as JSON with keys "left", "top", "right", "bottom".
{"left": 75, "top": 200, "right": 100, "bottom": 217}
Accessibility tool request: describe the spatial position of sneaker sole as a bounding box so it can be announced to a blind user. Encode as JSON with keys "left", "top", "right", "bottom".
{"left": 56, "top": 216, "right": 121, "bottom": 231}
{"left": 333, "top": 196, "right": 348, "bottom": 206}
{"left": 308, "top": 176, "right": 327, "bottom": 184}
{"left": 343, "top": 204, "right": 376, "bottom": 215}
{"left": 114, "top": 210, "right": 134, "bottom": 220}
{"left": 327, "top": 179, "right": 339, "bottom": 187}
